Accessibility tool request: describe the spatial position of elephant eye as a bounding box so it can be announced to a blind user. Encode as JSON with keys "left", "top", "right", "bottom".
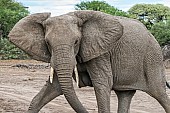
{"left": 74, "top": 40, "right": 78, "bottom": 45}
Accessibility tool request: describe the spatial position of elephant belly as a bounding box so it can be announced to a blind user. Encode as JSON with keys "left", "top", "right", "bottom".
{"left": 110, "top": 37, "right": 148, "bottom": 91}
{"left": 111, "top": 60, "right": 147, "bottom": 91}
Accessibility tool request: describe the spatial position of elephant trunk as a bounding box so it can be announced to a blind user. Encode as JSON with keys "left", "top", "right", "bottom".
{"left": 52, "top": 46, "right": 88, "bottom": 113}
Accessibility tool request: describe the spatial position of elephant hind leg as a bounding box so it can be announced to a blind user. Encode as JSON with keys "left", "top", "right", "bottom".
{"left": 146, "top": 88, "right": 170, "bottom": 113}
{"left": 145, "top": 67, "right": 170, "bottom": 113}
{"left": 144, "top": 51, "right": 170, "bottom": 112}
{"left": 115, "top": 90, "right": 136, "bottom": 113}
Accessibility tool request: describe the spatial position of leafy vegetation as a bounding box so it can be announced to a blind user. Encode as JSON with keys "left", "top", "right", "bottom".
{"left": 0, "top": 38, "right": 29, "bottom": 59}
{"left": 0, "top": 0, "right": 29, "bottom": 59}
{"left": 128, "top": 3, "right": 170, "bottom": 45}
{"left": 0, "top": 0, "right": 29, "bottom": 37}
{"left": 75, "top": 1, "right": 129, "bottom": 17}
{"left": 150, "top": 21, "right": 170, "bottom": 46}
{"left": 128, "top": 4, "right": 170, "bottom": 30}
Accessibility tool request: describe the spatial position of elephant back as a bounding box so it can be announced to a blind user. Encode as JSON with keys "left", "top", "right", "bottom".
{"left": 114, "top": 16, "right": 160, "bottom": 49}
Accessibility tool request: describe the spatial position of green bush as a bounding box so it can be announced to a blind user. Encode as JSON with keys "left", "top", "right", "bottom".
{"left": 75, "top": 1, "right": 129, "bottom": 17}
{"left": 0, "top": 0, "right": 29, "bottom": 60}
{"left": 0, "top": 38, "right": 29, "bottom": 59}
{"left": 0, "top": 0, "right": 29, "bottom": 37}
{"left": 128, "top": 4, "right": 170, "bottom": 30}
{"left": 150, "top": 21, "right": 170, "bottom": 46}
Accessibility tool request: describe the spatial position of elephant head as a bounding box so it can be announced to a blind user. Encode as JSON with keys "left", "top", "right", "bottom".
{"left": 8, "top": 10, "right": 123, "bottom": 112}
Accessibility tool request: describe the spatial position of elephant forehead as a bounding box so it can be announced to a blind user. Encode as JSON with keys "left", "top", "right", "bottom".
{"left": 45, "top": 15, "right": 75, "bottom": 26}
{"left": 44, "top": 17, "right": 81, "bottom": 45}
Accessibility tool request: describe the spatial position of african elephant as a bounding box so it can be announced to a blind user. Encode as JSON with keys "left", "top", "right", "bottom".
{"left": 8, "top": 10, "right": 170, "bottom": 113}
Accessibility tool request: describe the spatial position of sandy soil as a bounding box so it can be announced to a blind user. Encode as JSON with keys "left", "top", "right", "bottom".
{"left": 0, "top": 60, "right": 170, "bottom": 113}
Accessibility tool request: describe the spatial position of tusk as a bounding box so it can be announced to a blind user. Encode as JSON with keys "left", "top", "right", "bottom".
{"left": 74, "top": 66, "right": 79, "bottom": 87}
{"left": 50, "top": 67, "right": 54, "bottom": 83}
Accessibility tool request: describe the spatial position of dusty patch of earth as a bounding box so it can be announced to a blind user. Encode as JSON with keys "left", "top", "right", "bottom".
{"left": 0, "top": 60, "right": 170, "bottom": 113}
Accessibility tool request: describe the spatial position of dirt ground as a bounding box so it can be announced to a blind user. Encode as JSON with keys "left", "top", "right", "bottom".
{"left": 0, "top": 60, "right": 170, "bottom": 113}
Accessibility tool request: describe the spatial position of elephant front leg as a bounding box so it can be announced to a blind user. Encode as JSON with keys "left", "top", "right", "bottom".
{"left": 91, "top": 78, "right": 112, "bottom": 113}
{"left": 26, "top": 68, "right": 62, "bottom": 113}
{"left": 115, "top": 90, "right": 136, "bottom": 113}
{"left": 86, "top": 53, "right": 113, "bottom": 113}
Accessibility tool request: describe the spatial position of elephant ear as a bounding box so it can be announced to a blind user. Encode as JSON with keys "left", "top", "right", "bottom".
{"left": 8, "top": 13, "right": 51, "bottom": 62}
{"left": 74, "top": 11, "right": 123, "bottom": 62}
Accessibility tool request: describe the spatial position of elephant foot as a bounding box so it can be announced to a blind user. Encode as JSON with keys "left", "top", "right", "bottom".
{"left": 26, "top": 109, "right": 39, "bottom": 113}
{"left": 27, "top": 75, "right": 62, "bottom": 113}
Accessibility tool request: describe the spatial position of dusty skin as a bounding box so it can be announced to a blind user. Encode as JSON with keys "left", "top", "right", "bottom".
{"left": 0, "top": 60, "right": 170, "bottom": 113}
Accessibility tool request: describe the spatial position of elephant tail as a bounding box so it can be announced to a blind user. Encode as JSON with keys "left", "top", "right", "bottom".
{"left": 166, "top": 82, "right": 170, "bottom": 89}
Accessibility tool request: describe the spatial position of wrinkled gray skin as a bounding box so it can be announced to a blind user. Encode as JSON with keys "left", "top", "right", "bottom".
{"left": 8, "top": 11, "right": 170, "bottom": 113}
{"left": 162, "top": 44, "right": 170, "bottom": 89}
{"left": 162, "top": 43, "right": 170, "bottom": 61}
